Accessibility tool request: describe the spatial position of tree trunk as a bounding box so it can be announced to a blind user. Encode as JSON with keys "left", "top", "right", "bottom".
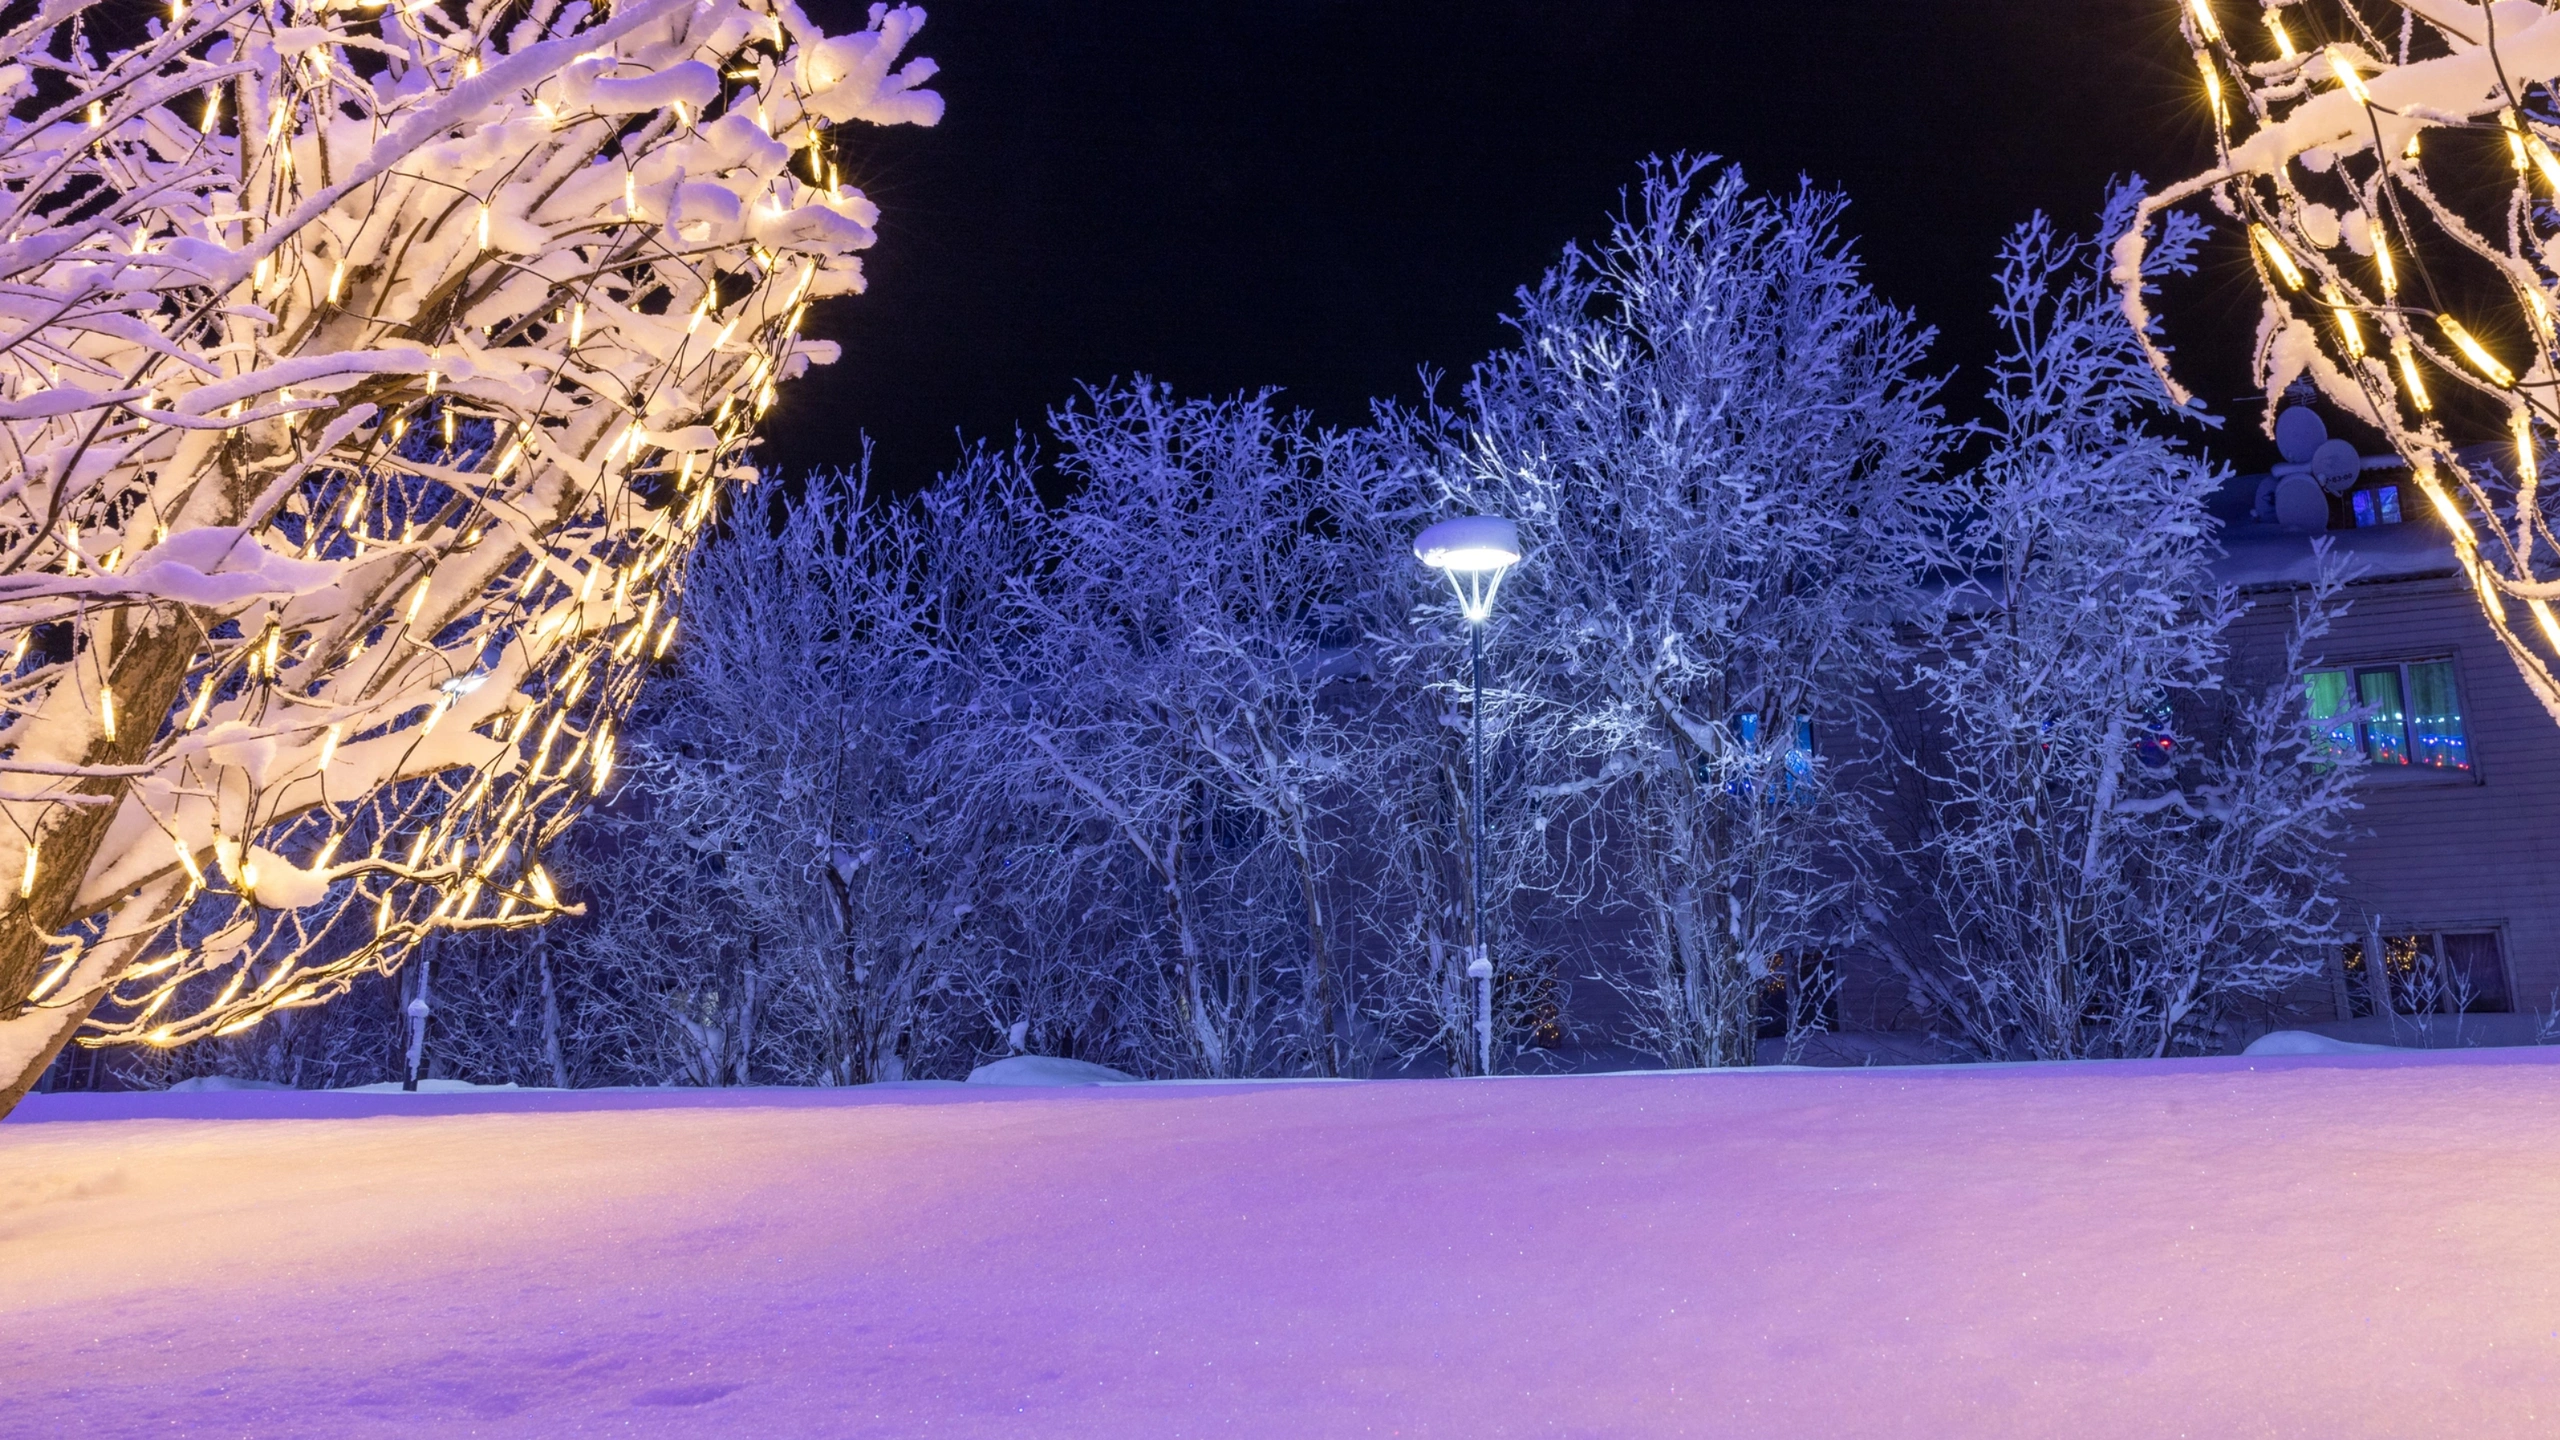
{"left": 0, "top": 609, "right": 209, "bottom": 1117}
{"left": 538, "top": 938, "right": 568, "bottom": 1089}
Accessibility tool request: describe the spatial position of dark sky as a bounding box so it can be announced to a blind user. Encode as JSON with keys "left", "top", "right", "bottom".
{"left": 763, "top": 1, "right": 2267, "bottom": 487}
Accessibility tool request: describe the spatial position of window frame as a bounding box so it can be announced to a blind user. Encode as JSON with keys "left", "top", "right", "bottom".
{"left": 2305, "top": 651, "right": 2481, "bottom": 785}
{"left": 2335, "top": 921, "right": 2515, "bottom": 1017}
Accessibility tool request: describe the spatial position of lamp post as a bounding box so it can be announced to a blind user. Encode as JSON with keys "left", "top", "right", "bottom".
{"left": 1413, "top": 515, "right": 1522, "bottom": 1076}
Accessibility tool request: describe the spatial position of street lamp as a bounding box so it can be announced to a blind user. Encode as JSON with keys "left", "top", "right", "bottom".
{"left": 1414, "top": 515, "right": 1521, "bottom": 1076}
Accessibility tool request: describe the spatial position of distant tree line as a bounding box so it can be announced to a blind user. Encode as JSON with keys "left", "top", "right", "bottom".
{"left": 78, "top": 160, "right": 2363, "bottom": 1091}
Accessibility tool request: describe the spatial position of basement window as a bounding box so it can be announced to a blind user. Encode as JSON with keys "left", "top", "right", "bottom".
{"left": 2340, "top": 930, "right": 2510, "bottom": 1015}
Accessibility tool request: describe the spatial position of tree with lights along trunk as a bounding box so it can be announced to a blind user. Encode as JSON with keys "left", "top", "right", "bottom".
{"left": 2132, "top": 0, "right": 2560, "bottom": 727}
{"left": 0, "top": 0, "right": 942, "bottom": 1113}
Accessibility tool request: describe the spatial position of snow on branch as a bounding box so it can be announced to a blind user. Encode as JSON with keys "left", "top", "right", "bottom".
{"left": 0, "top": 0, "right": 941, "bottom": 1103}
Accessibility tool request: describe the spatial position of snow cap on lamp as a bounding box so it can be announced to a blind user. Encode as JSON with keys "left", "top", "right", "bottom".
{"left": 1414, "top": 516, "right": 1521, "bottom": 573}
{"left": 1415, "top": 515, "right": 1522, "bottom": 622}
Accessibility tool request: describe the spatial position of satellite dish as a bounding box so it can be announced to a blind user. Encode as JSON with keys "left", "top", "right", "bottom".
{"left": 2274, "top": 405, "right": 2328, "bottom": 465}
{"left": 2274, "top": 474, "right": 2332, "bottom": 533}
{"left": 2311, "top": 437, "right": 2363, "bottom": 493}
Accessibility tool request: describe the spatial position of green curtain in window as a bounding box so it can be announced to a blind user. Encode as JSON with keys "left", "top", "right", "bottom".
{"left": 2357, "top": 667, "right": 2409, "bottom": 765}
{"left": 2406, "top": 659, "right": 2469, "bottom": 770}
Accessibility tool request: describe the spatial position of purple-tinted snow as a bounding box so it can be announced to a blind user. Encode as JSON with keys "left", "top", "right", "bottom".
{"left": 8, "top": 1051, "right": 2560, "bottom": 1436}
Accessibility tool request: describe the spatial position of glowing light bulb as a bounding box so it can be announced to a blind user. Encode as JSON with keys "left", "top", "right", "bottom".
{"left": 2437, "top": 314, "right": 2516, "bottom": 387}
{"left": 2250, "top": 224, "right": 2305, "bottom": 290}
{"left": 17, "top": 842, "right": 36, "bottom": 899}
{"left": 27, "top": 952, "right": 77, "bottom": 1003}
{"left": 2266, "top": 11, "right": 2295, "bottom": 59}
{"left": 2188, "top": 0, "right": 2220, "bottom": 42}
{"left": 2324, "top": 286, "right": 2365, "bottom": 357}
{"left": 2327, "top": 47, "right": 2371, "bottom": 105}
{"left": 2526, "top": 129, "right": 2560, "bottom": 194}
{"left": 2391, "top": 336, "right": 2432, "bottom": 411}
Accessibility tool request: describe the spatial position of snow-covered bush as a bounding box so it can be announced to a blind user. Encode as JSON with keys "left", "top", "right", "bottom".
{"left": 1425, "top": 157, "right": 1949, "bottom": 1068}
{"left": 2136, "top": 2, "right": 2560, "bottom": 731}
{"left": 1887, "top": 197, "right": 2360, "bottom": 1060}
{"left": 0, "top": 0, "right": 941, "bottom": 1109}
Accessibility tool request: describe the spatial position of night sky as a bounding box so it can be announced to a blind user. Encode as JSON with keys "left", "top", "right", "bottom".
{"left": 763, "top": 1, "right": 2268, "bottom": 488}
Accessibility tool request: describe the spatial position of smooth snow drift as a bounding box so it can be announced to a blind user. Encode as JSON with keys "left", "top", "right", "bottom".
{"left": 9, "top": 1051, "right": 2560, "bottom": 1436}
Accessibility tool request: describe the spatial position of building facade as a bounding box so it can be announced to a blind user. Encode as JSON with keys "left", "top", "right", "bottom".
{"left": 2218, "top": 459, "right": 2560, "bottom": 1032}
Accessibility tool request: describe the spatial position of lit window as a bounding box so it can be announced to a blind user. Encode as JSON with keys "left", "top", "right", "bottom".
{"left": 2350, "top": 484, "right": 2403, "bottom": 528}
{"left": 2341, "top": 929, "right": 2509, "bottom": 1014}
{"left": 2305, "top": 659, "right": 2469, "bottom": 771}
{"left": 1723, "top": 714, "right": 1818, "bottom": 798}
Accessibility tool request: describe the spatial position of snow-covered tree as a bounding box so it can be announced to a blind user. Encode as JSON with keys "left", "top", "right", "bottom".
{"left": 481, "top": 467, "right": 1016, "bottom": 1086}
{"left": 0, "top": 0, "right": 942, "bottom": 1111}
{"left": 2133, "top": 1, "right": 2560, "bottom": 731}
{"left": 1431, "top": 157, "right": 1948, "bottom": 1069}
{"left": 977, "top": 383, "right": 1381, "bottom": 1078}
{"left": 1888, "top": 197, "right": 2360, "bottom": 1061}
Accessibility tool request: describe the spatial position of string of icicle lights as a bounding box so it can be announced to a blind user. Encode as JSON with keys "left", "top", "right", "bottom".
{"left": 2127, "top": 0, "right": 2560, "bottom": 727}
{"left": 0, "top": 0, "right": 941, "bottom": 1062}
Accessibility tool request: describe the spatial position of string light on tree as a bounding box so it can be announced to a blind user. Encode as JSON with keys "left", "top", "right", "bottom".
{"left": 0, "top": 0, "right": 946, "bottom": 1113}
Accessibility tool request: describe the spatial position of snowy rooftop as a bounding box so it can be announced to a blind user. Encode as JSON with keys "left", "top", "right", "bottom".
{"left": 8, "top": 1052, "right": 2560, "bottom": 1435}
{"left": 2207, "top": 469, "right": 2463, "bottom": 591}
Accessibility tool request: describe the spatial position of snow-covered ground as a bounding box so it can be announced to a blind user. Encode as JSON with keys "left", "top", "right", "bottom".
{"left": 9, "top": 1050, "right": 2560, "bottom": 1437}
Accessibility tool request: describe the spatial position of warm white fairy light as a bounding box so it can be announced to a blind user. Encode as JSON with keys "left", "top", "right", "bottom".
{"left": 2133, "top": 0, "right": 2560, "bottom": 734}
{"left": 0, "top": 0, "right": 944, "bottom": 1089}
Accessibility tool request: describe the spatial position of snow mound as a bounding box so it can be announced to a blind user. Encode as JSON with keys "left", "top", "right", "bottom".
{"left": 966, "top": 1055, "right": 1135, "bottom": 1086}
{"left": 165, "top": 1075, "right": 292, "bottom": 1092}
{"left": 2242, "top": 1030, "right": 2402, "bottom": 1056}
